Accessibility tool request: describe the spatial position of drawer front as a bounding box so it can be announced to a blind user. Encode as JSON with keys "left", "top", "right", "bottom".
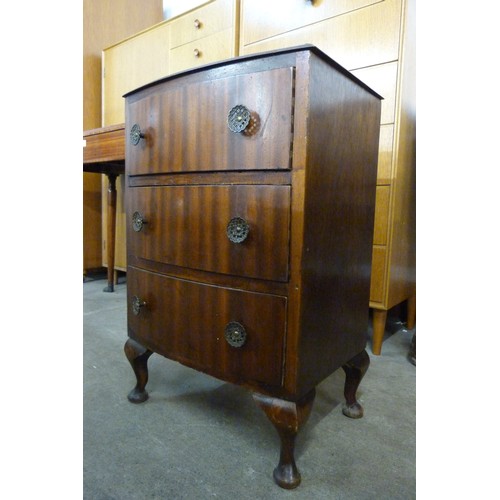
{"left": 241, "top": 0, "right": 381, "bottom": 46}
{"left": 127, "top": 184, "right": 291, "bottom": 282}
{"left": 370, "top": 246, "right": 387, "bottom": 304}
{"left": 169, "top": 0, "right": 235, "bottom": 49}
{"left": 126, "top": 66, "right": 294, "bottom": 174}
{"left": 169, "top": 28, "right": 235, "bottom": 75}
{"left": 240, "top": 0, "right": 401, "bottom": 71}
{"left": 127, "top": 267, "right": 286, "bottom": 387}
{"left": 351, "top": 62, "right": 398, "bottom": 125}
{"left": 373, "top": 185, "right": 390, "bottom": 245}
{"left": 377, "top": 124, "right": 394, "bottom": 184}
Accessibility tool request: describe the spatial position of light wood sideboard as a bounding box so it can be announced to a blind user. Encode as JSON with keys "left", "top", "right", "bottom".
{"left": 100, "top": 0, "right": 240, "bottom": 274}
{"left": 239, "top": 0, "right": 416, "bottom": 354}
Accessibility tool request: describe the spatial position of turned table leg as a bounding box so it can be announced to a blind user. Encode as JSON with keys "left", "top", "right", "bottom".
{"left": 253, "top": 389, "right": 316, "bottom": 489}
{"left": 103, "top": 173, "right": 118, "bottom": 293}
{"left": 124, "top": 338, "right": 153, "bottom": 403}
{"left": 342, "top": 349, "right": 370, "bottom": 419}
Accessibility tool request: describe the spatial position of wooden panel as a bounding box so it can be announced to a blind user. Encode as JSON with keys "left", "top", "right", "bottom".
{"left": 169, "top": 28, "right": 235, "bottom": 74}
{"left": 241, "top": 0, "right": 381, "bottom": 46}
{"left": 103, "top": 23, "right": 171, "bottom": 126}
{"left": 369, "top": 246, "right": 387, "bottom": 304}
{"left": 240, "top": 0, "right": 402, "bottom": 71}
{"left": 373, "top": 186, "right": 390, "bottom": 245}
{"left": 377, "top": 124, "right": 394, "bottom": 184}
{"left": 296, "top": 52, "right": 381, "bottom": 395}
{"left": 83, "top": 0, "right": 163, "bottom": 272}
{"left": 83, "top": 124, "right": 125, "bottom": 164}
{"left": 386, "top": 0, "right": 416, "bottom": 309}
{"left": 83, "top": 0, "right": 163, "bottom": 130}
{"left": 127, "top": 185, "right": 291, "bottom": 282}
{"left": 83, "top": 173, "right": 102, "bottom": 270}
{"left": 127, "top": 267, "right": 287, "bottom": 387}
{"left": 169, "top": 0, "right": 234, "bottom": 48}
{"left": 126, "top": 66, "right": 294, "bottom": 174}
{"left": 351, "top": 62, "right": 398, "bottom": 125}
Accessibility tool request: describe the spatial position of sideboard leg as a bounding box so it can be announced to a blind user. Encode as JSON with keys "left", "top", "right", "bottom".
{"left": 406, "top": 294, "right": 416, "bottom": 330}
{"left": 342, "top": 349, "right": 370, "bottom": 419}
{"left": 253, "top": 389, "right": 316, "bottom": 489}
{"left": 371, "top": 308, "right": 387, "bottom": 355}
{"left": 124, "top": 338, "right": 153, "bottom": 404}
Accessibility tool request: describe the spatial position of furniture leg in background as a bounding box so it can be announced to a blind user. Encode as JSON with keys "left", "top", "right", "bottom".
{"left": 83, "top": 124, "right": 125, "bottom": 292}
{"left": 371, "top": 295, "right": 416, "bottom": 355}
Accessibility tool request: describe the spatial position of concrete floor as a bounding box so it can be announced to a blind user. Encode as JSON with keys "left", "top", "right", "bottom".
{"left": 83, "top": 276, "right": 415, "bottom": 499}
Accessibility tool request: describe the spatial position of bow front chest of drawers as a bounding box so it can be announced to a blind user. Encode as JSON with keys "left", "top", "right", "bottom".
{"left": 124, "top": 46, "right": 381, "bottom": 489}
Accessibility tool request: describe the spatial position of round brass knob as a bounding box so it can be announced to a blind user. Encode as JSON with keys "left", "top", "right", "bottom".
{"left": 194, "top": 19, "right": 201, "bottom": 29}
{"left": 226, "top": 217, "right": 249, "bottom": 243}
{"left": 132, "top": 211, "right": 147, "bottom": 232}
{"left": 227, "top": 105, "right": 251, "bottom": 133}
{"left": 131, "top": 295, "right": 147, "bottom": 316}
{"left": 224, "top": 321, "right": 247, "bottom": 348}
{"left": 193, "top": 48, "right": 201, "bottom": 58}
{"left": 130, "top": 124, "right": 144, "bottom": 145}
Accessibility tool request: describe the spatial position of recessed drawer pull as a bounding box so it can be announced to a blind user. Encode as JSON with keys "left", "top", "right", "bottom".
{"left": 224, "top": 321, "right": 247, "bottom": 348}
{"left": 131, "top": 295, "right": 147, "bottom": 316}
{"left": 130, "top": 124, "right": 145, "bottom": 146}
{"left": 227, "top": 104, "right": 251, "bottom": 133}
{"left": 132, "top": 211, "right": 147, "bottom": 232}
{"left": 226, "top": 217, "right": 249, "bottom": 243}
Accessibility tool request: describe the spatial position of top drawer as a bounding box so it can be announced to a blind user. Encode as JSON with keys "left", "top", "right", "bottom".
{"left": 241, "top": 0, "right": 381, "bottom": 46}
{"left": 169, "top": 0, "right": 235, "bottom": 49}
{"left": 126, "top": 66, "right": 294, "bottom": 175}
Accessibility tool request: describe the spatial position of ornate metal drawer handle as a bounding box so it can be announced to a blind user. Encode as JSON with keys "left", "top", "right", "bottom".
{"left": 130, "top": 124, "right": 145, "bottom": 145}
{"left": 227, "top": 104, "right": 251, "bottom": 133}
{"left": 224, "top": 321, "right": 247, "bottom": 348}
{"left": 132, "top": 211, "right": 147, "bottom": 232}
{"left": 131, "top": 295, "right": 147, "bottom": 316}
{"left": 226, "top": 217, "right": 249, "bottom": 243}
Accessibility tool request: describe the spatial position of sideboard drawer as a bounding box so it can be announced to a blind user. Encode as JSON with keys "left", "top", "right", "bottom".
{"left": 169, "top": 28, "right": 234, "bottom": 75}
{"left": 241, "top": 0, "right": 381, "bottom": 46}
{"left": 126, "top": 66, "right": 294, "bottom": 174}
{"left": 127, "top": 184, "right": 291, "bottom": 282}
{"left": 127, "top": 267, "right": 286, "bottom": 387}
{"left": 169, "top": 0, "right": 235, "bottom": 49}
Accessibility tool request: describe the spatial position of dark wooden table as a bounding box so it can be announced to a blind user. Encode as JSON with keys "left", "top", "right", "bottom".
{"left": 83, "top": 124, "right": 125, "bottom": 292}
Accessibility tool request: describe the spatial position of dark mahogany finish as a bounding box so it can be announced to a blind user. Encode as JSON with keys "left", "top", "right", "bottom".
{"left": 123, "top": 46, "right": 381, "bottom": 488}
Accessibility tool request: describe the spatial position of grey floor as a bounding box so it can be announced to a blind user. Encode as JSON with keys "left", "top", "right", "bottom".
{"left": 83, "top": 275, "right": 415, "bottom": 500}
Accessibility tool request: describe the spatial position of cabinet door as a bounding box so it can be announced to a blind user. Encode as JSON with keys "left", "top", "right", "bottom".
{"left": 102, "top": 23, "right": 171, "bottom": 126}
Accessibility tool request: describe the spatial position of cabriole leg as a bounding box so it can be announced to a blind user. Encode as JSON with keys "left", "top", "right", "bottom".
{"left": 342, "top": 349, "right": 370, "bottom": 419}
{"left": 124, "top": 338, "right": 153, "bottom": 403}
{"left": 253, "top": 389, "right": 316, "bottom": 489}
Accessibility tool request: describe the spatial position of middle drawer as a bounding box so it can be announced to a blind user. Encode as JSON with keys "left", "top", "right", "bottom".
{"left": 127, "top": 184, "right": 291, "bottom": 282}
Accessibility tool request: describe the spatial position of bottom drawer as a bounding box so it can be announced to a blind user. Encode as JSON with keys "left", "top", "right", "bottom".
{"left": 127, "top": 267, "right": 287, "bottom": 387}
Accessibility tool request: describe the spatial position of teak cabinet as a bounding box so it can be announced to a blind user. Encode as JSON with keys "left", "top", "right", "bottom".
{"left": 239, "top": 0, "right": 416, "bottom": 353}
{"left": 123, "top": 46, "right": 381, "bottom": 489}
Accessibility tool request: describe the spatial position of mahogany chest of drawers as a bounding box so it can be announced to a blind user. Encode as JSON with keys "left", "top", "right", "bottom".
{"left": 123, "top": 46, "right": 381, "bottom": 489}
